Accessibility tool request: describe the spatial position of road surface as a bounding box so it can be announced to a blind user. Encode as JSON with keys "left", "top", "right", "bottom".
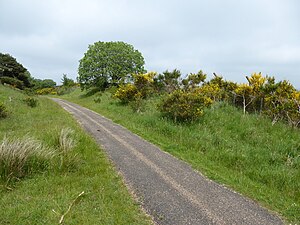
{"left": 52, "top": 98, "right": 284, "bottom": 225}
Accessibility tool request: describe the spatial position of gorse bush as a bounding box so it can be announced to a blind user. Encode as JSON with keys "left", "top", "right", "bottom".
{"left": 0, "top": 137, "right": 55, "bottom": 181}
{"left": 158, "top": 89, "right": 213, "bottom": 122}
{"left": 0, "top": 102, "right": 8, "bottom": 118}
{"left": 36, "top": 87, "right": 57, "bottom": 95}
{"left": 231, "top": 73, "right": 300, "bottom": 127}
{"left": 24, "top": 97, "right": 38, "bottom": 107}
{"left": 114, "top": 83, "right": 138, "bottom": 104}
{"left": 114, "top": 72, "right": 156, "bottom": 104}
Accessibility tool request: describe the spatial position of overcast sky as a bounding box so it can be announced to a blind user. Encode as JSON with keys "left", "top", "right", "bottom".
{"left": 0, "top": 0, "right": 299, "bottom": 87}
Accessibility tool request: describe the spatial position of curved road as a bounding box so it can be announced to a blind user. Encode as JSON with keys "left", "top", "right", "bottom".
{"left": 52, "top": 98, "right": 284, "bottom": 225}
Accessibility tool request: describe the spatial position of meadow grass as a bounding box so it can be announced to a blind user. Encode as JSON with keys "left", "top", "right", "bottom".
{"left": 60, "top": 88, "right": 300, "bottom": 223}
{"left": 0, "top": 85, "right": 151, "bottom": 224}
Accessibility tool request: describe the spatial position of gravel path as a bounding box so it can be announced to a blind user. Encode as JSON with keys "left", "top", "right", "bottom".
{"left": 52, "top": 98, "right": 284, "bottom": 225}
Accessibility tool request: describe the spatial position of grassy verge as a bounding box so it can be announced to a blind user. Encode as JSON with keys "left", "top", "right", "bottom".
{"left": 60, "top": 88, "right": 300, "bottom": 224}
{"left": 0, "top": 85, "right": 151, "bottom": 225}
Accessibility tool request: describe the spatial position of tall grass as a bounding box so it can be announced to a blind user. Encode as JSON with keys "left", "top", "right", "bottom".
{"left": 57, "top": 127, "right": 77, "bottom": 170}
{"left": 0, "top": 136, "right": 54, "bottom": 181}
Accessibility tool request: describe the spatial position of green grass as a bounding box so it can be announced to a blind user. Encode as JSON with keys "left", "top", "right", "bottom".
{"left": 0, "top": 85, "right": 151, "bottom": 225}
{"left": 60, "top": 88, "right": 300, "bottom": 224}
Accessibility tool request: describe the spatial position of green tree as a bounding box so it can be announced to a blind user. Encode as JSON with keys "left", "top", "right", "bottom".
{"left": 33, "top": 79, "right": 56, "bottom": 89}
{"left": 61, "top": 74, "right": 75, "bottom": 87}
{"left": 78, "top": 41, "right": 145, "bottom": 90}
{"left": 0, "top": 53, "right": 31, "bottom": 89}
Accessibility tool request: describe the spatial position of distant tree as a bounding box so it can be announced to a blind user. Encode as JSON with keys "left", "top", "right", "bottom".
{"left": 33, "top": 79, "right": 56, "bottom": 89}
{"left": 0, "top": 53, "right": 31, "bottom": 89}
{"left": 78, "top": 41, "right": 145, "bottom": 90}
{"left": 61, "top": 74, "right": 75, "bottom": 86}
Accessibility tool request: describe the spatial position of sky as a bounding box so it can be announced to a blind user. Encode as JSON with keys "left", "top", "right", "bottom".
{"left": 0, "top": 0, "right": 299, "bottom": 87}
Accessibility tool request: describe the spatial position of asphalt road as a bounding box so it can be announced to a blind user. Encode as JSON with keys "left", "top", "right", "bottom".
{"left": 52, "top": 98, "right": 284, "bottom": 225}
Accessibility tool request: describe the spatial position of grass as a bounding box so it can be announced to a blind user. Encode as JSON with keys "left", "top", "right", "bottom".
{"left": 0, "top": 136, "right": 55, "bottom": 180}
{"left": 60, "top": 88, "right": 300, "bottom": 224}
{"left": 0, "top": 85, "right": 151, "bottom": 224}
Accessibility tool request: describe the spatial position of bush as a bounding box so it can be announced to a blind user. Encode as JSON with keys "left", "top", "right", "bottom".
{"left": 36, "top": 87, "right": 56, "bottom": 95}
{"left": 56, "top": 86, "right": 75, "bottom": 96}
{"left": 24, "top": 97, "right": 38, "bottom": 107}
{"left": 114, "top": 84, "right": 138, "bottom": 104}
{"left": 114, "top": 72, "right": 156, "bottom": 105}
{"left": 159, "top": 90, "right": 213, "bottom": 122}
{"left": 0, "top": 137, "right": 55, "bottom": 181}
{"left": 93, "top": 92, "right": 102, "bottom": 103}
{"left": 0, "top": 102, "right": 8, "bottom": 118}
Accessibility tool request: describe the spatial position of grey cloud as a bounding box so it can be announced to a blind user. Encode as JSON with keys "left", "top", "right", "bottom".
{"left": 0, "top": 0, "right": 299, "bottom": 87}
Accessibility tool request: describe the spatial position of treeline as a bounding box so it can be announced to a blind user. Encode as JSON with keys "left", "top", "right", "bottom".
{"left": 114, "top": 70, "right": 300, "bottom": 127}
{"left": 0, "top": 53, "right": 77, "bottom": 95}
{"left": 0, "top": 53, "right": 77, "bottom": 119}
{"left": 0, "top": 53, "right": 59, "bottom": 90}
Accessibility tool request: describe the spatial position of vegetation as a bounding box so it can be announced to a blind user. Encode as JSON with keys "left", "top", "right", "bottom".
{"left": 61, "top": 73, "right": 75, "bottom": 87}
{"left": 24, "top": 96, "right": 39, "bottom": 107}
{"left": 158, "top": 89, "right": 212, "bottom": 122}
{"left": 0, "top": 136, "right": 55, "bottom": 181}
{"left": 32, "top": 78, "right": 56, "bottom": 89}
{"left": 0, "top": 84, "right": 151, "bottom": 224}
{"left": 60, "top": 86, "right": 300, "bottom": 223}
{"left": 0, "top": 53, "right": 31, "bottom": 89}
{"left": 2, "top": 45, "right": 300, "bottom": 223}
{"left": 78, "top": 41, "right": 145, "bottom": 90}
{"left": 0, "top": 101, "right": 8, "bottom": 118}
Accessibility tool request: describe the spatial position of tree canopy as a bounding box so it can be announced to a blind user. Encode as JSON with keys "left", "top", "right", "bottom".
{"left": 0, "top": 53, "right": 31, "bottom": 89}
{"left": 78, "top": 41, "right": 145, "bottom": 90}
{"left": 32, "top": 79, "right": 56, "bottom": 89}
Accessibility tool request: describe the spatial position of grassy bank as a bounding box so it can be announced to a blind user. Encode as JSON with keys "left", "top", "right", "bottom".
{"left": 0, "top": 85, "right": 151, "bottom": 224}
{"left": 60, "top": 88, "right": 300, "bottom": 223}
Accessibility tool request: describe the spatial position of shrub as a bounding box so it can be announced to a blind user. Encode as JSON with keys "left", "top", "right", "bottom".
{"left": 153, "top": 69, "right": 181, "bottom": 93}
{"left": 0, "top": 137, "right": 55, "bottom": 181}
{"left": 114, "top": 72, "right": 156, "bottom": 105}
{"left": 0, "top": 76, "right": 24, "bottom": 89}
{"left": 56, "top": 86, "right": 75, "bottom": 96}
{"left": 24, "top": 97, "right": 38, "bottom": 107}
{"left": 36, "top": 87, "right": 56, "bottom": 95}
{"left": 93, "top": 92, "right": 102, "bottom": 103}
{"left": 114, "top": 83, "right": 138, "bottom": 104}
{"left": 0, "top": 102, "right": 8, "bottom": 118}
{"left": 133, "top": 72, "right": 156, "bottom": 98}
{"left": 159, "top": 90, "right": 213, "bottom": 122}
